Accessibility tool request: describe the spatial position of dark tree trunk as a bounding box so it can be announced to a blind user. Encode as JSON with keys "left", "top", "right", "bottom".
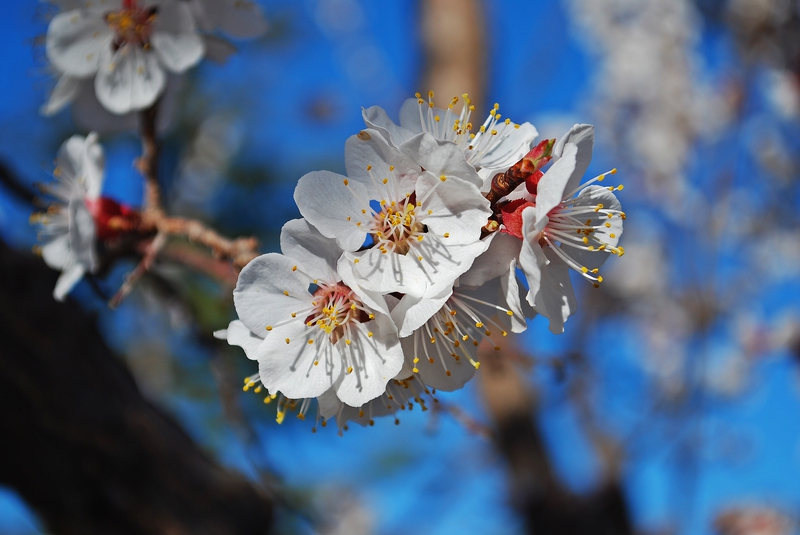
{"left": 0, "top": 240, "right": 274, "bottom": 535}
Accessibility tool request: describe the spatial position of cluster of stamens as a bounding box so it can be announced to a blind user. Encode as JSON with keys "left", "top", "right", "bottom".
{"left": 370, "top": 198, "right": 424, "bottom": 255}
{"left": 265, "top": 281, "right": 375, "bottom": 349}
{"left": 409, "top": 290, "right": 518, "bottom": 377}
{"left": 541, "top": 169, "right": 626, "bottom": 288}
{"left": 105, "top": 0, "right": 157, "bottom": 50}
{"left": 414, "top": 91, "right": 522, "bottom": 170}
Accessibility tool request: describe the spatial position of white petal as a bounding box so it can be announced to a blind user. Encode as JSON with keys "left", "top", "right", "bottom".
{"left": 361, "top": 105, "right": 415, "bottom": 147}
{"left": 42, "top": 74, "right": 80, "bottom": 116}
{"left": 151, "top": 2, "right": 205, "bottom": 73}
{"left": 67, "top": 197, "right": 96, "bottom": 268}
{"left": 459, "top": 232, "right": 521, "bottom": 287}
{"left": 520, "top": 212, "right": 576, "bottom": 334}
{"left": 344, "top": 130, "right": 420, "bottom": 197}
{"left": 233, "top": 253, "right": 315, "bottom": 334}
{"left": 294, "top": 170, "right": 370, "bottom": 252}
{"left": 53, "top": 263, "right": 86, "bottom": 301}
{"left": 391, "top": 288, "right": 452, "bottom": 338}
{"left": 221, "top": 320, "right": 264, "bottom": 360}
{"left": 95, "top": 44, "right": 166, "bottom": 114}
{"left": 41, "top": 234, "right": 71, "bottom": 270}
{"left": 46, "top": 10, "right": 110, "bottom": 77}
{"left": 535, "top": 142, "right": 578, "bottom": 221}
{"left": 257, "top": 321, "right": 343, "bottom": 400}
{"left": 553, "top": 124, "right": 594, "bottom": 195}
{"left": 81, "top": 132, "right": 104, "bottom": 199}
{"left": 335, "top": 319, "right": 404, "bottom": 407}
{"left": 400, "top": 133, "right": 483, "bottom": 188}
{"left": 280, "top": 218, "right": 342, "bottom": 282}
{"left": 417, "top": 173, "right": 490, "bottom": 244}
{"left": 316, "top": 387, "right": 343, "bottom": 420}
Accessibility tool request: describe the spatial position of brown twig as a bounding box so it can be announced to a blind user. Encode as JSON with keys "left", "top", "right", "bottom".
{"left": 110, "top": 232, "right": 167, "bottom": 308}
{"left": 159, "top": 242, "right": 240, "bottom": 289}
{"left": 157, "top": 218, "right": 260, "bottom": 269}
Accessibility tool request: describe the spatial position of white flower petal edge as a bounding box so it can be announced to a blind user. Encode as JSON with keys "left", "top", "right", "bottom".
{"left": 213, "top": 319, "right": 263, "bottom": 360}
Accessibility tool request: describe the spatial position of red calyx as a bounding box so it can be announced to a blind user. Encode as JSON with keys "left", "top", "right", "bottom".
{"left": 85, "top": 197, "right": 141, "bottom": 240}
{"left": 499, "top": 198, "right": 535, "bottom": 239}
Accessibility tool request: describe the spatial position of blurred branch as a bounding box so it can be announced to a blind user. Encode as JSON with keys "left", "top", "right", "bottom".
{"left": 420, "top": 0, "right": 486, "bottom": 111}
{"left": 479, "top": 344, "right": 633, "bottom": 535}
{"left": 0, "top": 239, "right": 274, "bottom": 535}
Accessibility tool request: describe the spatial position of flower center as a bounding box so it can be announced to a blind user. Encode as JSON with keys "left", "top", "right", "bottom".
{"left": 369, "top": 197, "right": 425, "bottom": 255}
{"left": 105, "top": 1, "right": 157, "bottom": 49}
{"left": 305, "top": 282, "right": 370, "bottom": 344}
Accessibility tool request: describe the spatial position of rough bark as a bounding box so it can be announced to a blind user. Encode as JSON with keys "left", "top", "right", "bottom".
{"left": 0, "top": 239, "right": 274, "bottom": 535}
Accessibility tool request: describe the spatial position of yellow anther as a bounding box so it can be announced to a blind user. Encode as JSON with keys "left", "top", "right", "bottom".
{"left": 434, "top": 115, "right": 440, "bottom": 122}
{"left": 475, "top": 322, "right": 483, "bottom": 328}
{"left": 307, "top": 340, "right": 314, "bottom": 345}
{"left": 366, "top": 164, "right": 372, "bottom": 171}
{"left": 283, "top": 290, "right": 289, "bottom": 296}
{"left": 292, "top": 265, "right": 297, "bottom": 271}
{"left": 610, "top": 168, "right": 618, "bottom": 174}
{"left": 597, "top": 276, "right": 604, "bottom": 283}
{"left": 440, "top": 175, "right": 447, "bottom": 182}
{"left": 609, "top": 233, "right": 616, "bottom": 239}
{"left": 383, "top": 178, "right": 388, "bottom": 184}
{"left": 345, "top": 340, "right": 351, "bottom": 345}
{"left": 347, "top": 366, "right": 353, "bottom": 374}
{"left": 368, "top": 332, "right": 373, "bottom": 337}
{"left": 506, "top": 310, "right": 514, "bottom": 316}
{"left": 266, "top": 326, "right": 273, "bottom": 331}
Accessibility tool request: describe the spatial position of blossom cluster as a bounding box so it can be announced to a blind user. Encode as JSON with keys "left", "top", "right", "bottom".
{"left": 216, "top": 93, "right": 626, "bottom": 431}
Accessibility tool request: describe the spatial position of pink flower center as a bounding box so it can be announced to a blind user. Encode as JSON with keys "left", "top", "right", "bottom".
{"left": 306, "top": 283, "right": 371, "bottom": 344}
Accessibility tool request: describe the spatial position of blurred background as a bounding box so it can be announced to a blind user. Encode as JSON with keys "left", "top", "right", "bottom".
{"left": 1, "top": 0, "right": 800, "bottom": 534}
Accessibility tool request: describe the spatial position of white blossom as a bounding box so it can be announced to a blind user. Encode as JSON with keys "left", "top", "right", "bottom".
{"left": 295, "top": 129, "right": 491, "bottom": 305}
{"left": 34, "top": 132, "right": 104, "bottom": 301}
{"left": 45, "top": 0, "right": 204, "bottom": 115}
{"left": 230, "top": 219, "right": 404, "bottom": 407}
{"left": 363, "top": 92, "right": 538, "bottom": 187}
{"left": 518, "top": 125, "right": 625, "bottom": 333}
